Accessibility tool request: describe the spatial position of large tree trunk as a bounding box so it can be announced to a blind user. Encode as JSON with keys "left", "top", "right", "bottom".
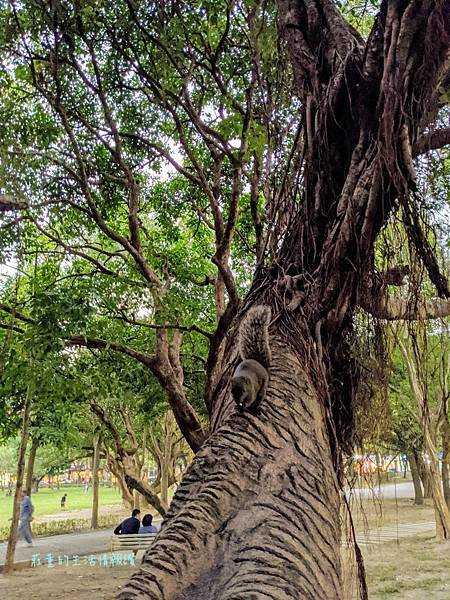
{"left": 408, "top": 450, "right": 424, "bottom": 506}
{"left": 118, "top": 1, "right": 449, "bottom": 598}
{"left": 25, "top": 438, "right": 39, "bottom": 497}
{"left": 119, "top": 342, "right": 343, "bottom": 599}
{"left": 5, "top": 389, "right": 32, "bottom": 573}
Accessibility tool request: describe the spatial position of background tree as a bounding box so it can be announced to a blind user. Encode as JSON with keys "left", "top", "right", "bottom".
{"left": 394, "top": 322, "right": 450, "bottom": 538}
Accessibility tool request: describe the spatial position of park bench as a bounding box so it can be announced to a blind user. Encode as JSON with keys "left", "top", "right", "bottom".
{"left": 110, "top": 533, "right": 157, "bottom": 555}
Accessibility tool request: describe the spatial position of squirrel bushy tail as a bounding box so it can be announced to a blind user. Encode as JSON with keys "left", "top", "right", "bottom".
{"left": 238, "top": 305, "right": 271, "bottom": 368}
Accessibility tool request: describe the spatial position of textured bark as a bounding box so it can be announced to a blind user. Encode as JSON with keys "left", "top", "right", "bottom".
{"left": 119, "top": 341, "right": 342, "bottom": 599}
{"left": 408, "top": 450, "right": 424, "bottom": 506}
{"left": 417, "top": 454, "right": 433, "bottom": 500}
{"left": 107, "top": 452, "right": 134, "bottom": 510}
{"left": 25, "top": 438, "right": 39, "bottom": 497}
{"left": 116, "top": 1, "right": 450, "bottom": 597}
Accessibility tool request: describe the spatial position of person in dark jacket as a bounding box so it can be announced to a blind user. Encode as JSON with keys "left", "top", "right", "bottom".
{"left": 114, "top": 508, "right": 141, "bottom": 535}
{"left": 138, "top": 514, "right": 157, "bottom": 534}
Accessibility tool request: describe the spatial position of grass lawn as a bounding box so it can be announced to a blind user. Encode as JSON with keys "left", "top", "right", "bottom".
{"left": 365, "top": 534, "right": 450, "bottom": 599}
{"left": 1, "top": 561, "right": 135, "bottom": 599}
{"left": 0, "top": 486, "right": 123, "bottom": 525}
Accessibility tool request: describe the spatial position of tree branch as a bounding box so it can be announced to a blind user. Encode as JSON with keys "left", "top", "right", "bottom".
{"left": 0, "top": 303, "right": 34, "bottom": 324}
{"left": 0, "top": 194, "right": 28, "bottom": 211}
{"left": 124, "top": 474, "right": 167, "bottom": 517}
{"left": 0, "top": 322, "right": 25, "bottom": 334}
{"left": 66, "top": 335, "right": 156, "bottom": 368}
{"left": 90, "top": 402, "right": 126, "bottom": 459}
{"left": 108, "top": 312, "right": 213, "bottom": 339}
{"left": 361, "top": 294, "right": 450, "bottom": 321}
{"left": 413, "top": 128, "right": 450, "bottom": 156}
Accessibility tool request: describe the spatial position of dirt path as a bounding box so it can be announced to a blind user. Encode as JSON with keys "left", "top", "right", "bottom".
{"left": 0, "top": 562, "right": 135, "bottom": 599}
{"left": 0, "top": 521, "right": 162, "bottom": 565}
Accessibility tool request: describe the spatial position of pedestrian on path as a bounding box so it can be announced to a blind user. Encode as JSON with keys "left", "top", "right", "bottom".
{"left": 18, "top": 491, "right": 34, "bottom": 546}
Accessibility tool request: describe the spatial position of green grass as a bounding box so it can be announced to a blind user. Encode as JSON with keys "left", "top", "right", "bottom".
{"left": 366, "top": 534, "right": 450, "bottom": 599}
{"left": 0, "top": 485, "right": 123, "bottom": 525}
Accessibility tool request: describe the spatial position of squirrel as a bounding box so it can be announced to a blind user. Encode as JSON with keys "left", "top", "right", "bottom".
{"left": 231, "top": 305, "right": 271, "bottom": 414}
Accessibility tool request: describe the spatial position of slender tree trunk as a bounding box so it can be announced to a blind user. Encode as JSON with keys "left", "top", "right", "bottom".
{"left": 25, "top": 438, "right": 39, "bottom": 497}
{"left": 4, "top": 389, "right": 32, "bottom": 573}
{"left": 160, "top": 459, "right": 169, "bottom": 509}
{"left": 427, "top": 442, "right": 450, "bottom": 541}
{"left": 441, "top": 427, "right": 450, "bottom": 511}
{"left": 91, "top": 431, "right": 101, "bottom": 529}
{"left": 33, "top": 474, "right": 45, "bottom": 493}
{"left": 110, "top": 462, "right": 134, "bottom": 509}
{"left": 417, "top": 453, "right": 433, "bottom": 499}
{"left": 399, "top": 336, "right": 450, "bottom": 539}
{"left": 408, "top": 450, "right": 424, "bottom": 506}
{"left": 439, "top": 352, "right": 450, "bottom": 510}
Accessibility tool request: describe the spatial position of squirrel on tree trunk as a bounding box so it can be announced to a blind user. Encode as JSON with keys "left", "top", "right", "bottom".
{"left": 231, "top": 305, "right": 271, "bottom": 414}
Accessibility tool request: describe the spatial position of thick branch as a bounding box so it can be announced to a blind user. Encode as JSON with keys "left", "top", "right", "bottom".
{"left": 0, "top": 303, "right": 34, "bottom": 324}
{"left": 154, "top": 329, "right": 206, "bottom": 452}
{"left": 0, "top": 194, "right": 28, "bottom": 211}
{"left": 0, "top": 322, "right": 25, "bottom": 334}
{"left": 124, "top": 474, "right": 167, "bottom": 517}
{"left": 90, "top": 402, "right": 125, "bottom": 459}
{"left": 204, "top": 301, "right": 239, "bottom": 412}
{"left": 361, "top": 294, "right": 450, "bottom": 321}
{"left": 413, "top": 128, "right": 450, "bottom": 156}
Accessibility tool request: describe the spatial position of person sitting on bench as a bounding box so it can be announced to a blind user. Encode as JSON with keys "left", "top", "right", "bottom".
{"left": 114, "top": 508, "right": 141, "bottom": 534}
{"left": 139, "top": 513, "right": 157, "bottom": 534}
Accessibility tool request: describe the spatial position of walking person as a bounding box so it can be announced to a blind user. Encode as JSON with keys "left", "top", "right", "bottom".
{"left": 60, "top": 493, "right": 67, "bottom": 509}
{"left": 18, "top": 491, "right": 34, "bottom": 546}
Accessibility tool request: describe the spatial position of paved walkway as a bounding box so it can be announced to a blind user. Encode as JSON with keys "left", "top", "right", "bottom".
{"left": 355, "top": 521, "right": 435, "bottom": 547}
{"left": 0, "top": 521, "right": 162, "bottom": 566}
{"left": 0, "top": 515, "right": 435, "bottom": 566}
{"left": 347, "top": 481, "right": 417, "bottom": 499}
